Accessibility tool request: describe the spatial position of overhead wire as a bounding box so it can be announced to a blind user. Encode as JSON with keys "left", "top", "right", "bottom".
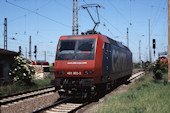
{"left": 150, "top": 0, "right": 163, "bottom": 35}
{"left": 158, "top": 0, "right": 168, "bottom": 52}
{"left": 4, "top": 0, "right": 52, "bottom": 24}
{"left": 107, "top": 1, "right": 130, "bottom": 25}
{"left": 82, "top": 0, "right": 140, "bottom": 53}
{"left": 6, "top": 0, "right": 71, "bottom": 28}
{"left": 1, "top": 1, "right": 58, "bottom": 62}
{"left": 133, "top": 0, "right": 167, "bottom": 10}
{"left": 130, "top": 0, "right": 132, "bottom": 26}
{"left": 82, "top": 0, "right": 125, "bottom": 37}
{"left": 53, "top": 0, "right": 90, "bottom": 34}
{"left": 106, "top": 0, "right": 140, "bottom": 40}
{"left": 107, "top": 0, "right": 147, "bottom": 49}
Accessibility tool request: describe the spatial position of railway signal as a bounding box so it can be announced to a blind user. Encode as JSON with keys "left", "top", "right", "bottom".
{"left": 153, "top": 39, "right": 156, "bottom": 49}
{"left": 19, "top": 46, "right": 21, "bottom": 54}
{"left": 34, "top": 45, "right": 37, "bottom": 54}
{"left": 153, "top": 39, "right": 156, "bottom": 64}
{"left": 34, "top": 45, "right": 37, "bottom": 63}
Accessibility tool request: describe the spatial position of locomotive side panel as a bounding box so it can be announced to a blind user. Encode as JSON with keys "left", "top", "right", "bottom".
{"left": 110, "top": 44, "right": 132, "bottom": 80}
{"left": 102, "top": 43, "right": 112, "bottom": 83}
{"left": 93, "top": 35, "right": 109, "bottom": 84}
{"left": 101, "top": 39, "right": 132, "bottom": 83}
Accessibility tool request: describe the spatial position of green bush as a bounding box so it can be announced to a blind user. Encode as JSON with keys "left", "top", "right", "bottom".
{"left": 9, "top": 55, "right": 35, "bottom": 84}
{"left": 0, "top": 74, "right": 55, "bottom": 97}
{"left": 133, "top": 63, "right": 140, "bottom": 68}
{"left": 148, "top": 63, "right": 154, "bottom": 72}
{"left": 153, "top": 59, "right": 168, "bottom": 80}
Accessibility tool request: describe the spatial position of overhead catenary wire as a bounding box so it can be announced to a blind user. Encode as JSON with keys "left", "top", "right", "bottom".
{"left": 2, "top": 0, "right": 52, "bottom": 24}
{"left": 133, "top": 0, "right": 167, "bottom": 10}
{"left": 107, "top": 1, "right": 130, "bottom": 26}
{"left": 82, "top": 0, "right": 141, "bottom": 53}
{"left": 82, "top": 0, "right": 125, "bottom": 37}
{"left": 6, "top": 0, "right": 71, "bottom": 28}
{"left": 150, "top": 0, "right": 166, "bottom": 36}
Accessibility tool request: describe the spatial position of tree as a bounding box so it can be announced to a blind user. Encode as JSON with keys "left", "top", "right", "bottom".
{"left": 9, "top": 55, "right": 35, "bottom": 84}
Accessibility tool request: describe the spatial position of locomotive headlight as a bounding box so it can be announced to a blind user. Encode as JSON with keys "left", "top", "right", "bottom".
{"left": 84, "top": 71, "right": 92, "bottom": 75}
{"left": 57, "top": 71, "right": 65, "bottom": 75}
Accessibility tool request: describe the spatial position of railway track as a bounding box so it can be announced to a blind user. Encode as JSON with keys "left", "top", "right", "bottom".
{"left": 32, "top": 97, "right": 90, "bottom": 113}
{"left": 32, "top": 71, "right": 144, "bottom": 113}
{"left": 129, "top": 71, "right": 144, "bottom": 81}
{"left": 0, "top": 86, "right": 55, "bottom": 105}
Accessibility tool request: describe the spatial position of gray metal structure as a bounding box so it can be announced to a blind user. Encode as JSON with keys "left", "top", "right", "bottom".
{"left": 4, "top": 18, "right": 7, "bottom": 50}
{"left": 81, "top": 4, "right": 102, "bottom": 31}
{"left": 72, "top": 0, "right": 78, "bottom": 35}
{"left": 29, "top": 36, "right": 31, "bottom": 59}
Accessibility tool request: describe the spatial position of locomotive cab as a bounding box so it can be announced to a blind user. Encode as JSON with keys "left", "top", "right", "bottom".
{"left": 53, "top": 35, "right": 101, "bottom": 98}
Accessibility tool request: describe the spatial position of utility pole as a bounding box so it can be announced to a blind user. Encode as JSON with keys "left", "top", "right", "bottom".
{"left": 168, "top": 0, "right": 170, "bottom": 82}
{"left": 76, "top": 0, "right": 78, "bottom": 35}
{"left": 44, "top": 51, "right": 46, "bottom": 62}
{"left": 25, "top": 47, "right": 27, "bottom": 58}
{"left": 72, "top": 0, "right": 78, "bottom": 35}
{"left": 72, "top": 0, "right": 75, "bottom": 35}
{"left": 149, "top": 19, "right": 152, "bottom": 62}
{"left": 29, "top": 36, "right": 31, "bottom": 59}
{"left": 127, "top": 28, "right": 129, "bottom": 48}
{"left": 4, "top": 18, "right": 7, "bottom": 50}
{"left": 139, "top": 40, "right": 141, "bottom": 64}
{"left": 146, "top": 48, "right": 148, "bottom": 61}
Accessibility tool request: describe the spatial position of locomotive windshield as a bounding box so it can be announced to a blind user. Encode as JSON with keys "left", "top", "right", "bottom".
{"left": 59, "top": 40, "right": 76, "bottom": 54}
{"left": 77, "top": 40, "right": 94, "bottom": 53}
{"left": 56, "top": 39, "right": 96, "bottom": 60}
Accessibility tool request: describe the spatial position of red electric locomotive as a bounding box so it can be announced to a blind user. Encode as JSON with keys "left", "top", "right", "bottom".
{"left": 53, "top": 33, "right": 132, "bottom": 98}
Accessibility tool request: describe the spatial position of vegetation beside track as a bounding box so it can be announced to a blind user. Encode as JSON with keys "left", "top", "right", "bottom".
{"left": 98, "top": 72, "right": 170, "bottom": 113}
{"left": 0, "top": 54, "right": 55, "bottom": 97}
{"left": 0, "top": 75, "right": 54, "bottom": 97}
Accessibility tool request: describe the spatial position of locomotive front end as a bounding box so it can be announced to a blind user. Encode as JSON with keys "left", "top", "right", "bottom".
{"left": 53, "top": 35, "right": 99, "bottom": 98}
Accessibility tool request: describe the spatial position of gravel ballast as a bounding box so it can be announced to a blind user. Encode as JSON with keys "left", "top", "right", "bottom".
{"left": 1, "top": 92, "right": 59, "bottom": 113}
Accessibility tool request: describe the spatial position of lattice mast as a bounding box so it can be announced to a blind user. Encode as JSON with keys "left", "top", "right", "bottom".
{"left": 4, "top": 18, "right": 7, "bottom": 50}
{"left": 72, "top": 0, "right": 78, "bottom": 35}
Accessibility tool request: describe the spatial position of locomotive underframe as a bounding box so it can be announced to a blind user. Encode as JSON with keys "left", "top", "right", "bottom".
{"left": 52, "top": 74, "right": 131, "bottom": 98}
{"left": 53, "top": 77, "right": 96, "bottom": 98}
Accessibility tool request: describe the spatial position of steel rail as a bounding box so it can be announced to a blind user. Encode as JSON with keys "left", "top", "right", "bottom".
{"left": 32, "top": 97, "right": 73, "bottom": 113}
{"left": 129, "top": 71, "right": 144, "bottom": 81}
{"left": 1, "top": 85, "right": 54, "bottom": 99}
{"left": 0, "top": 86, "right": 55, "bottom": 105}
{"left": 68, "top": 101, "right": 91, "bottom": 113}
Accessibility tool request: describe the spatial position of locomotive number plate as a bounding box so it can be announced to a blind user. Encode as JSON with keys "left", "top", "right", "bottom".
{"left": 67, "top": 72, "right": 81, "bottom": 75}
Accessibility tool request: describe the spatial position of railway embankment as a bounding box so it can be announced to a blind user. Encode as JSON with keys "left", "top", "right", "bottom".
{"left": 84, "top": 72, "right": 170, "bottom": 113}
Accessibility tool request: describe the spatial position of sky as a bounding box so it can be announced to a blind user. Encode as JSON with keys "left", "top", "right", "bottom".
{"left": 0, "top": 0, "right": 168, "bottom": 63}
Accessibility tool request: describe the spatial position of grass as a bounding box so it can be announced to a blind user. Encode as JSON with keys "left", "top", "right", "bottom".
{"left": 0, "top": 74, "right": 55, "bottom": 97}
{"left": 98, "top": 72, "right": 170, "bottom": 113}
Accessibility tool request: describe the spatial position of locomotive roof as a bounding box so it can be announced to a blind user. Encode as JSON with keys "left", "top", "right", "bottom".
{"left": 107, "top": 37, "right": 130, "bottom": 51}
{"left": 59, "top": 34, "right": 130, "bottom": 51}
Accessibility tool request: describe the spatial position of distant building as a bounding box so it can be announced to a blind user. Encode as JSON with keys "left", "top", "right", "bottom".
{"left": 0, "top": 49, "right": 18, "bottom": 85}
